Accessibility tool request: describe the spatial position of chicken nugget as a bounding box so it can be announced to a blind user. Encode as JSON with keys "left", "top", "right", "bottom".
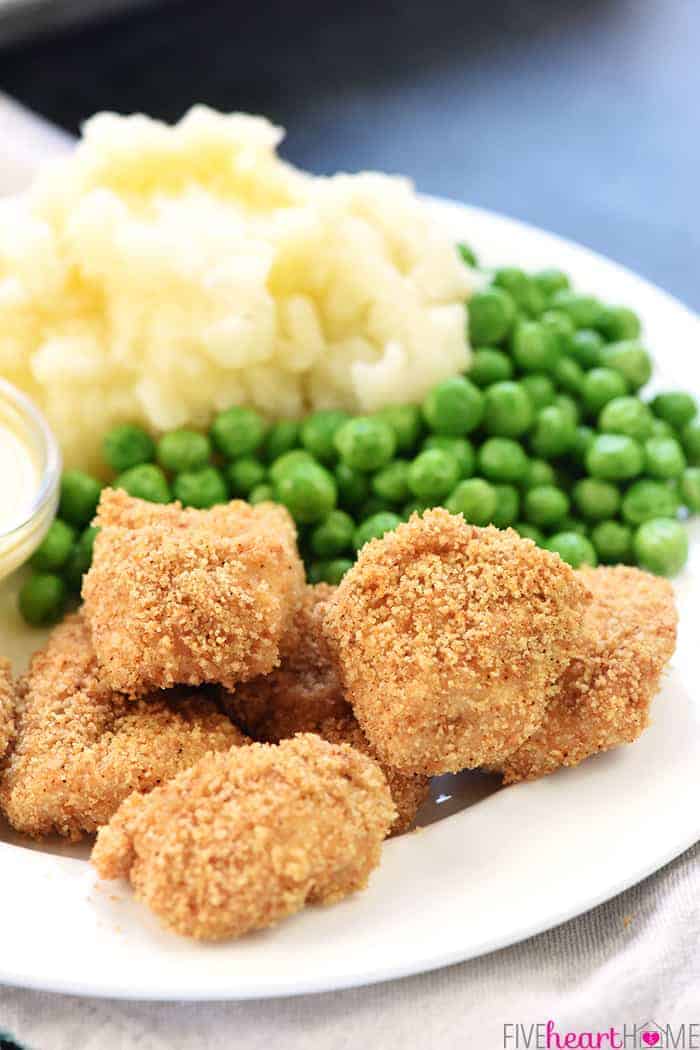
{"left": 224, "top": 583, "right": 351, "bottom": 740}
{"left": 0, "top": 659, "right": 15, "bottom": 761}
{"left": 82, "top": 489, "right": 304, "bottom": 696}
{"left": 497, "top": 565, "right": 678, "bottom": 783}
{"left": 0, "top": 614, "right": 246, "bottom": 840}
{"left": 92, "top": 734, "right": 395, "bottom": 940}
{"left": 325, "top": 510, "right": 588, "bottom": 775}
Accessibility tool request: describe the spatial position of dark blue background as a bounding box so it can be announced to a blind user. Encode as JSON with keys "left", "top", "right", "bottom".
{"left": 1, "top": 0, "right": 698, "bottom": 308}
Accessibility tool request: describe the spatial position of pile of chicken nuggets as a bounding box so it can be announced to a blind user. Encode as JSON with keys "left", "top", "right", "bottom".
{"left": 0, "top": 490, "right": 678, "bottom": 941}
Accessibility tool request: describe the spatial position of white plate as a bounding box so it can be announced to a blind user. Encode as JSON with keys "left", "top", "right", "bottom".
{"left": 1, "top": 199, "right": 699, "bottom": 1001}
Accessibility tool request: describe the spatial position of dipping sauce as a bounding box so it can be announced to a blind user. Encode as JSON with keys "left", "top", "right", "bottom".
{"left": 0, "top": 379, "right": 60, "bottom": 580}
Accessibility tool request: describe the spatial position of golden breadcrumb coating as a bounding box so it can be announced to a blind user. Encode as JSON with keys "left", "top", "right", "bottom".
{"left": 227, "top": 583, "right": 351, "bottom": 738}
{"left": 0, "top": 614, "right": 246, "bottom": 840}
{"left": 224, "top": 583, "right": 428, "bottom": 834}
{"left": 325, "top": 510, "right": 588, "bottom": 776}
{"left": 82, "top": 489, "right": 305, "bottom": 696}
{"left": 92, "top": 734, "right": 395, "bottom": 940}
{"left": 497, "top": 565, "right": 678, "bottom": 783}
{"left": 316, "top": 716, "right": 429, "bottom": 835}
{"left": 0, "top": 659, "right": 16, "bottom": 762}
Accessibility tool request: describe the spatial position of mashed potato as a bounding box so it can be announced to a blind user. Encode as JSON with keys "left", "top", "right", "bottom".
{"left": 0, "top": 107, "right": 471, "bottom": 468}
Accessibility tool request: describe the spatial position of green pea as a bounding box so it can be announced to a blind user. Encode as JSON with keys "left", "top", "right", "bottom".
{"left": 301, "top": 410, "right": 349, "bottom": 464}
{"left": 469, "top": 348, "right": 514, "bottom": 387}
{"left": 644, "top": 437, "right": 686, "bottom": 480}
{"left": 334, "top": 462, "right": 370, "bottom": 508}
{"left": 402, "top": 500, "right": 430, "bottom": 519}
{"left": 18, "top": 572, "right": 67, "bottom": 627}
{"left": 274, "top": 460, "right": 337, "bottom": 524}
{"left": 63, "top": 525, "right": 100, "bottom": 592}
{"left": 591, "top": 520, "right": 633, "bottom": 564}
{"left": 545, "top": 532, "right": 598, "bottom": 568}
{"left": 621, "top": 480, "right": 679, "bottom": 526}
{"left": 680, "top": 467, "right": 700, "bottom": 512}
{"left": 600, "top": 340, "right": 652, "bottom": 391}
{"left": 226, "top": 458, "right": 267, "bottom": 497}
{"left": 567, "top": 329, "right": 604, "bottom": 369}
{"left": 422, "top": 436, "right": 475, "bottom": 477}
{"left": 306, "top": 561, "right": 325, "bottom": 584}
{"left": 173, "top": 466, "right": 228, "bottom": 509}
{"left": 375, "top": 404, "right": 424, "bottom": 453}
{"left": 553, "top": 394, "right": 580, "bottom": 426}
{"left": 30, "top": 519, "right": 77, "bottom": 572}
{"left": 519, "top": 374, "right": 556, "bottom": 410}
{"left": 573, "top": 478, "right": 621, "bottom": 521}
{"left": 372, "top": 460, "right": 411, "bottom": 504}
{"left": 650, "top": 392, "right": 697, "bottom": 430}
{"left": 157, "top": 429, "right": 211, "bottom": 473}
{"left": 586, "top": 434, "right": 644, "bottom": 481}
{"left": 540, "top": 310, "right": 576, "bottom": 355}
{"left": 533, "top": 269, "right": 570, "bottom": 298}
{"left": 249, "top": 483, "right": 275, "bottom": 505}
{"left": 407, "top": 449, "right": 460, "bottom": 503}
{"left": 468, "top": 287, "right": 517, "bottom": 345}
{"left": 335, "top": 417, "right": 397, "bottom": 471}
{"left": 59, "top": 470, "right": 102, "bottom": 527}
{"left": 570, "top": 425, "right": 595, "bottom": 466}
{"left": 115, "top": 464, "right": 171, "bottom": 504}
{"left": 550, "top": 290, "right": 605, "bottom": 329}
{"left": 649, "top": 418, "right": 675, "bottom": 439}
{"left": 556, "top": 516, "right": 589, "bottom": 537}
{"left": 530, "top": 406, "right": 575, "bottom": 459}
{"left": 581, "top": 368, "right": 629, "bottom": 415}
{"left": 511, "top": 320, "right": 560, "bottom": 373}
{"left": 490, "top": 484, "right": 520, "bottom": 528}
{"left": 269, "top": 450, "right": 314, "bottom": 484}
{"left": 310, "top": 510, "right": 356, "bottom": 558}
{"left": 102, "top": 424, "right": 155, "bottom": 473}
{"left": 599, "top": 396, "right": 653, "bottom": 442}
{"left": 353, "top": 512, "right": 402, "bottom": 551}
{"left": 457, "top": 243, "right": 478, "bottom": 267}
{"left": 211, "top": 406, "right": 266, "bottom": 458}
{"left": 553, "top": 357, "right": 585, "bottom": 396}
{"left": 521, "top": 458, "right": 556, "bottom": 490}
{"left": 483, "top": 381, "right": 534, "bottom": 438}
{"left": 492, "top": 268, "right": 545, "bottom": 317}
{"left": 446, "top": 478, "right": 498, "bottom": 525}
{"left": 320, "top": 558, "right": 354, "bottom": 585}
{"left": 597, "top": 305, "right": 641, "bottom": 343}
{"left": 422, "top": 377, "right": 484, "bottom": 436}
{"left": 523, "top": 485, "right": 570, "bottom": 527}
{"left": 359, "top": 497, "right": 394, "bottom": 519}
{"left": 681, "top": 418, "right": 700, "bottom": 465}
{"left": 478, "top": 437, "right": 529, "bottom": 484}
{"left": 264, "top": 420, "right": 301, "bottom": 462}
{"left": 633, "top": 518, "right": 688, "bottom": 576}
{"left": 514, "top": 522, "right": 545, "bottom": 544}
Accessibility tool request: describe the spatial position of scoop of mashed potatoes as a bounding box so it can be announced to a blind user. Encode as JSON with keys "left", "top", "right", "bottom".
{"left": 0, "top": 107, "right": 471, "bottom": 468}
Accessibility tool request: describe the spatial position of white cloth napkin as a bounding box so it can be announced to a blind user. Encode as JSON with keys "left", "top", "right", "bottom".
{"left": 0, "top": 842, "right": 698, "bottom": 1049}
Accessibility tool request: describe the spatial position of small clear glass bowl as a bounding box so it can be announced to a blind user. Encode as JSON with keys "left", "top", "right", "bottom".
{"left": 0, "top": 378, "right": 61, "bottom": 581}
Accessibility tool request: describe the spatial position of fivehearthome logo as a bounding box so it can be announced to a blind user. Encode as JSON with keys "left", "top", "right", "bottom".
{"left": 503, "top": 1020, "right": 700, "bottom": 1049}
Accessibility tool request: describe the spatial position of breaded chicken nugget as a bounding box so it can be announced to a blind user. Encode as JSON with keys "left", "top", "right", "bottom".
{"left": 0, "top": 614, "right": 246, "bottom": 840}
{"left": 224, "top": 584, "right": 428, "bottom": 834}
{"left": 497, "top": 565, "right": 677, "bottom": 783}
{"left": 0, "top": 659, "right": 16, "bottom": 761}
{"left": 227, "top": 583, "right": 351, "bottom": 739}
{"left": 82, "top": 489, "right": 304, "bottom": 697}
{"left": 325, "top": 510, "right": 588, "bottom": 776}
{"left": 92, "top": 734, "right": 395, "bottom": 940}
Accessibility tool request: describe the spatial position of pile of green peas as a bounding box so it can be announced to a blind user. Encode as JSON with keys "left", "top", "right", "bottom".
{"left": 18, "top": 245, "right": 699, "bottom": 627}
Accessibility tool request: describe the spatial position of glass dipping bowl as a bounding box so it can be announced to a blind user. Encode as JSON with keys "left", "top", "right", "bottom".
{"left": 0, "top": 378, "right": 61, "bottom": 581}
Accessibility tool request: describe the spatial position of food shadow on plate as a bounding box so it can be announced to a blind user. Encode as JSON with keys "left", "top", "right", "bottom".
{"left": 413, "top": 769, "right": 502, "bottom": 829}
{"left": 0, "top": 813, "right": 93, "bottom": 860}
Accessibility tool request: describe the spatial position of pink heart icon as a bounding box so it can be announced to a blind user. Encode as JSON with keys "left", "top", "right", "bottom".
{"left": 642, "top": 1034, "right": 660, "bottom": 1047}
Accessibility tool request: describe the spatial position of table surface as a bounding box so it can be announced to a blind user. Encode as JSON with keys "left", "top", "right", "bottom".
{"left": 0, "top": 0, "right": 698, "bottom": 311}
